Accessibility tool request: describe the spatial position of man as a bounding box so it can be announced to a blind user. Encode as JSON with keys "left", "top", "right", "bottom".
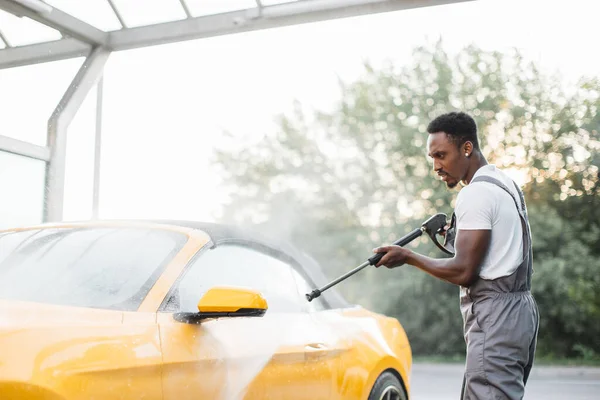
{"left": 373, "top": 112, "right": 539, "bottom": 399}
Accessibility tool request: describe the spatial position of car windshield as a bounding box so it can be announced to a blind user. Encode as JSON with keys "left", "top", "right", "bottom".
{"left": 0, "top": 226, "right": 187, "bottom": 311}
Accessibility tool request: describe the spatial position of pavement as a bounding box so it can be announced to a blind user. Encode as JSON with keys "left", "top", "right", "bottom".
{"left": 409, "top": 362, "right": 600, "bottom": 399}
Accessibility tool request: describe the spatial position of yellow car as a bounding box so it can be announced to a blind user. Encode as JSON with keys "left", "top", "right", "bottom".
{"left": 0, "top": 220, "right": 412, "bottom": 399}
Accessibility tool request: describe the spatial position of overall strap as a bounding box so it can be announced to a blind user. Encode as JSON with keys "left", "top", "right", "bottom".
{"left": 471, "top": 176, "right": 526, "bottom": 220}
{"left": 471, "top": 175, "right": 533, "bottom": 289}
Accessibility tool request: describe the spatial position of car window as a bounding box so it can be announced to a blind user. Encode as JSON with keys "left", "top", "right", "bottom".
{"left": 0, "top": 227, "right": 187, "bottom": 310}
{"left": 165, "top": 244, "right": 306, "bottom": 314}
{"left": 290, "top": 268, "right": 326, "bottom": 312}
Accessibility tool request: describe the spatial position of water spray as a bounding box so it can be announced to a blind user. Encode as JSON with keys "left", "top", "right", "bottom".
{"left": 306, "top": 213, "right": 455, "bottom": 302}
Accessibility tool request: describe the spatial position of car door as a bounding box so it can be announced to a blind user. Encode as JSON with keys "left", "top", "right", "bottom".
{"left": 157, "top": 242, "right": 339, "bottom": 399}
{"left": 288, "top": 266, "right": 354, "bottom": 398}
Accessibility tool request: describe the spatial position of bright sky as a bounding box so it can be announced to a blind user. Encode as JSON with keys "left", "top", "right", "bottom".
{"left": 1, "top": 0, "right": 599, "bottom": 229}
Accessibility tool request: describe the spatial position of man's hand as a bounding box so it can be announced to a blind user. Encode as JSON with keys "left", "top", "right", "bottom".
{"left": 372, "top": 245, "right": 413, "bottom": 268}
{"left": 439, "top": 223, "right": 450, "bottom": 237}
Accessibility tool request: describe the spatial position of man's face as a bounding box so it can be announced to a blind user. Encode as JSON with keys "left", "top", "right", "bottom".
{"left": 426, "top": 132, "right": 468, "bottom": 189}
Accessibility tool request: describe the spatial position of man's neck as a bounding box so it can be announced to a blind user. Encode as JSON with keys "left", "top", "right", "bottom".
{"left": 464, "top": 152, "right": 488, "bottom": 185}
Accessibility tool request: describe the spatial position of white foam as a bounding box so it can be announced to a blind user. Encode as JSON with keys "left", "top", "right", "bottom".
{"left": 201, "top": 313, "right": 303, "bottom": 400}
{"left": 194, "top": 308, "right": 402, "bottom": 399}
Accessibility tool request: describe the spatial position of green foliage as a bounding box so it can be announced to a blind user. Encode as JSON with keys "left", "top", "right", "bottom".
{"left": 213, "top": 40, "right": 600, "bottom": 359}
{"left": 528, "top": 204, "right": 600, "bottom": 358}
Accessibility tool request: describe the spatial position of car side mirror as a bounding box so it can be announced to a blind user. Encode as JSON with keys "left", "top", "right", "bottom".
{"left": 173, "top": 286, "right": 268, "bottom": 324}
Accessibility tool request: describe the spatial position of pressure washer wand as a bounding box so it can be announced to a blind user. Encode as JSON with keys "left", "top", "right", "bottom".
{"left": 305, "top": 226, "right": 425, "bottom": 302}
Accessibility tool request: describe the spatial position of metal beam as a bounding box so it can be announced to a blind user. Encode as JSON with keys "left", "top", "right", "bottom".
{"left": 0, "top": 38, "right": 90, "bottom": 70}
{"left": 92, "top": 77, "right": 104, "bottom": 219}
{"left": 0, "top": 135, "right": 50, "bottom": 161}
{"left": 178, "top": 0, "right": 192, "bottom": 18}
{"left": 0, "top": 0, "right": 108, "bottom": 46}
{"left": 109, "top": 0, "right": 473, "bottom": 50}
{"left": 0, "top": 0, "right": 471, "bottom": 67}
{"left": 0, "top": 28, "right": 10, "bottom": 47}
{"left": 106, "top": 0, "right": 127, "bottom": 28}
{"left": 45, "top": 46, "right": 111, "bottom": 222}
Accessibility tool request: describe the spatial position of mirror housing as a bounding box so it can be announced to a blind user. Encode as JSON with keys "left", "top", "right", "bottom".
{"left": 174, "top": 286, "right": 268, "bottom": 324}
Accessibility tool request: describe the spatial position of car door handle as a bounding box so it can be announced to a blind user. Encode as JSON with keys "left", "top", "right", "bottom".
{"left": 304, "top": 343, "right": 345, "bottom": 360}
{"left": 305, "top": 343, "right": 327, "bottom": 351}
{"left": 304, "top": 343, "right": 329, "bottom": 361}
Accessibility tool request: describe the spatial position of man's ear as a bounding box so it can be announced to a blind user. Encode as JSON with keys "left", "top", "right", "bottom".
{"left": 463, "top": 141, "right": 473, "bottom": 157}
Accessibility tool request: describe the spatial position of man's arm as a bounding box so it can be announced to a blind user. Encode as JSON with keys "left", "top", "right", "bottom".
{"left": 373, "top": 228, "right": 491, "bottom": 287}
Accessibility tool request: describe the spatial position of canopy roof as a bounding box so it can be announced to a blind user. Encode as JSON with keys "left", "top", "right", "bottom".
{"left": 0, "top": 0, "right": 472, "bottom": 224}
{"left": 0, "top": 0, "right": 472, "bottom": 69}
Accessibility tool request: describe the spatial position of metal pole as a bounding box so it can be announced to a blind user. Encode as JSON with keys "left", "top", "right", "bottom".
{"left": 92, "top": 76, "right": 104, "bottom": 219}
{"left": 106, "top": 0, "right": 127, "bottom": 28}
{"left": 0, "top": 0, "right": 108, "bottom": 46}
{"left": 306, "top": 227, "right": 425, "bottom": 301}
{"left": 178, "top": 0, "right": 192, "bottom": 18}
{"left": 45, "top": 46, "right": 110, "bottom": 222}
{"left": 0, "top": 135, "right": 50, "bottom": 161}
{"left": 0, "top": 28, "right": 10, "bottom": 47}
{"left": 309, "top": 260, "right": 371, "bottom": 296}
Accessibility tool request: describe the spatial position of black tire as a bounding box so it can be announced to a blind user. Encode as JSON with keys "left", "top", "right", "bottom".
{"left": 367, "top": 371, "right": 408, "bottom": 400}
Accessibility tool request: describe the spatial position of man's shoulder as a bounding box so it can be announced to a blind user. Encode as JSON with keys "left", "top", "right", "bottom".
{"left": 474, "top": 165, "right": 515, "bottom": 185}
{"left": 473, "top": 165, "right": 521, "bottom": 197}
{"left": 466, "top": 165, "right": 527, "bottom": 215}
{"left": 456, "top": 166, "right": 510, "bottom": 208}
{"left": 456, "top": 180, "right": 496, "bottom": 208}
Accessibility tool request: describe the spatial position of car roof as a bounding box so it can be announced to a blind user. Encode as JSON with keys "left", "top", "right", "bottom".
{"left": 146, "top": 219, "right": 350, "bottom": 310}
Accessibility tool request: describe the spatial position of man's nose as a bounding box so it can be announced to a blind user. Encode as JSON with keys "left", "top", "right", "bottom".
{"left": 433, "top": 159, "right": 442, "bottom": 172}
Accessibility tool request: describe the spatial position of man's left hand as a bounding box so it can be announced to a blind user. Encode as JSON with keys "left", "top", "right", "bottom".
{"left": 372, "top": 245, "right": 412, "bottom": 268}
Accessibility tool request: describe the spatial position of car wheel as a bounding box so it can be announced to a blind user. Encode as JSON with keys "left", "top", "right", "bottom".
{"left": 368, "top": 371, "right": 408, "bottom": 400}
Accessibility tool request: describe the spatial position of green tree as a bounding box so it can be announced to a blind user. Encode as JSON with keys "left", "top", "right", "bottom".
{"left": 213, "top": 41, "right": 600, "bottom": 359}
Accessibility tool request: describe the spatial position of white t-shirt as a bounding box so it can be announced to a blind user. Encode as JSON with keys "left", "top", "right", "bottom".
{"left": 454, "top": 164, "right": 524, "bottom": 280}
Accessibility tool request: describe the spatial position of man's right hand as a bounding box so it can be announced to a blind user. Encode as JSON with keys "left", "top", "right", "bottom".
{"left": 372, "top": 245, "right": 413, "bottom": 269}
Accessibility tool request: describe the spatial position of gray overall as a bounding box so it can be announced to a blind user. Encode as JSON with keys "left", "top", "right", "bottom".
{"left": 459, "top": 176, "right": 540, "bottom": 400}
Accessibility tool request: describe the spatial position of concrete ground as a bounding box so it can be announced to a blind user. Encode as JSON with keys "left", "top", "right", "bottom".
{"left": 409, "top": 362, "right": 600, "bottom": 399}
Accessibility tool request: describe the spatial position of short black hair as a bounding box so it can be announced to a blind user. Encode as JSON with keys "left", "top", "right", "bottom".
{"left": 427, "top": 112, "right": 479, "bottom": 150}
